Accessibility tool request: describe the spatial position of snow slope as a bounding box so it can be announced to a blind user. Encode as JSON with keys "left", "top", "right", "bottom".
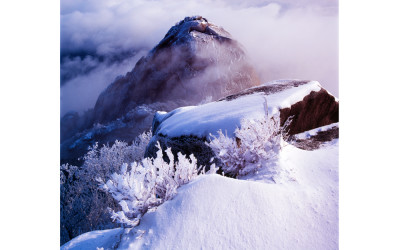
{"left": 154, "top": 80, "right": 324, "bottom": 140}
{"left": 60, "top": 228, "right": 124, "bottom": 250}
{"left": 156, "top": 94, "right": 267, "bottom": 139}
{"left": 62, "top": 139, "right": 338, "bottom": 250}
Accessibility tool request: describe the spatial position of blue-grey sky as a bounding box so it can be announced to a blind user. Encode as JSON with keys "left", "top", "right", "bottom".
{"left": 60, "top": 0, "right": 338, "bottom": 115}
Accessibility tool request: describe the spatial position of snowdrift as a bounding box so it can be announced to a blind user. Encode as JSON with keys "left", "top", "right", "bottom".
{"left": 61, "top": 139, "right": 338, "bottom": 250}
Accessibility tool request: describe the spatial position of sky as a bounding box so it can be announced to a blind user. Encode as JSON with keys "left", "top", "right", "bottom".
{"left": 60, "top": 0, "right": 338, "bottom": 116}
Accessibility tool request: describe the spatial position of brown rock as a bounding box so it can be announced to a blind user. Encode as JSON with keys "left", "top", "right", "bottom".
{"left": 280, "top": 88, "right": 339, "bottom": 135}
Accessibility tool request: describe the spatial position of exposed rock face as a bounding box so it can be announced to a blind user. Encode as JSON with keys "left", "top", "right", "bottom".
{"left": 279, "top": 89, "right": 338, "bottom": 135}
{"left": 145, "top": 80, "right": 339, "bottom": 167}
{"left": 61, "top": 16, "right": 260, "bottom": 165}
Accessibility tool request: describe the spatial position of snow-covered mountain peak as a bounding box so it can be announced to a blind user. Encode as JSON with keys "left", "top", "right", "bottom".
{"left": 152, "top": 16, "right": 232, "bottom": 52}
{"left": 61, "top": 16, "right": 260, "bottom": 166}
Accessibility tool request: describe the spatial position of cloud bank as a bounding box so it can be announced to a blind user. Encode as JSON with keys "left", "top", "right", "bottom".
{"left": 60, "top": 0, "right": 338, "bottom": 116}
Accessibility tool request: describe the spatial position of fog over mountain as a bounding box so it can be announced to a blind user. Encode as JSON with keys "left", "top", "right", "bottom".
{"left": 60, "top": 16, "right": 261, "bottom": 165}
{"left": 60, "top": 0, "right": 338, "bottom": 116}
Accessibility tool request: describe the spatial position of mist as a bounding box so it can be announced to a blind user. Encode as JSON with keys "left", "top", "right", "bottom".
{"left": 60, "top": 0, "right": 338, "bottom": 116}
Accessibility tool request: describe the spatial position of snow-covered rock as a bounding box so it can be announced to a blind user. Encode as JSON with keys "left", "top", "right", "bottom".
{"left": 289, "top": 122, "right": 339, "bottom": 150}
{"left": 220, "top": 79, "right": 339, "bottom": 135}
{"left": 145, "top": 79, "right": 338, "bottom": 166}
{"left": 62, "top": 139, "right": 339, "bottom": 250}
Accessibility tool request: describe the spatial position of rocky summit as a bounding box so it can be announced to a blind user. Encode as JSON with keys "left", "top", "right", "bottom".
{"left": 61, "top": 16, "right": 260, "bottom": 165}
{"left": 93, "top": 15, "right": 259, "bottom": 124}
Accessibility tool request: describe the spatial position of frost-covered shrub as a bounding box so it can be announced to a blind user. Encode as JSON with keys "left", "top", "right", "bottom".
{"left": 84, "top": 131, "right": 152, "bottom": 178}
{"left": 60, "top": 131, "right": 151, "bottom": 245}
{"left": 60, "top": 163, "right": 78, "bottom": 185}
{"left": 207, "top": 114, "right": 287, "bottom": 178}
{"left": 98, "top": 142, "right": 218, "bottom": 228}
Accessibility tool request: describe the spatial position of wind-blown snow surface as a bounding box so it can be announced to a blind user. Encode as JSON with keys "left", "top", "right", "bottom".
{"left": 156, "top": 94, "right": 267, "bottom": 139}
{"left": 155, "top": 80, "right": 323, "bottom": 140}
{"left": 61, "top": 228, "right": 124, "bottom": 250}
{"left": 61, "top": 139, "right": 338, "bottom": 250}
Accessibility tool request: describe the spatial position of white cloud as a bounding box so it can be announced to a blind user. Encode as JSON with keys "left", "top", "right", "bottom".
{"left": 60, "top": 51, "right": 147, "bottom": 115}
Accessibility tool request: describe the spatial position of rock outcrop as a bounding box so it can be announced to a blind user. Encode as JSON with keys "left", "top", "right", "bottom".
{"left": 221, "top": 79, "right": 339, "bottom": 135}
{"left": 145, "top": 80, "right": 339, "bottom": 167}
{"left": 289, "top": 123, "right": 339, "bottom": 150}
